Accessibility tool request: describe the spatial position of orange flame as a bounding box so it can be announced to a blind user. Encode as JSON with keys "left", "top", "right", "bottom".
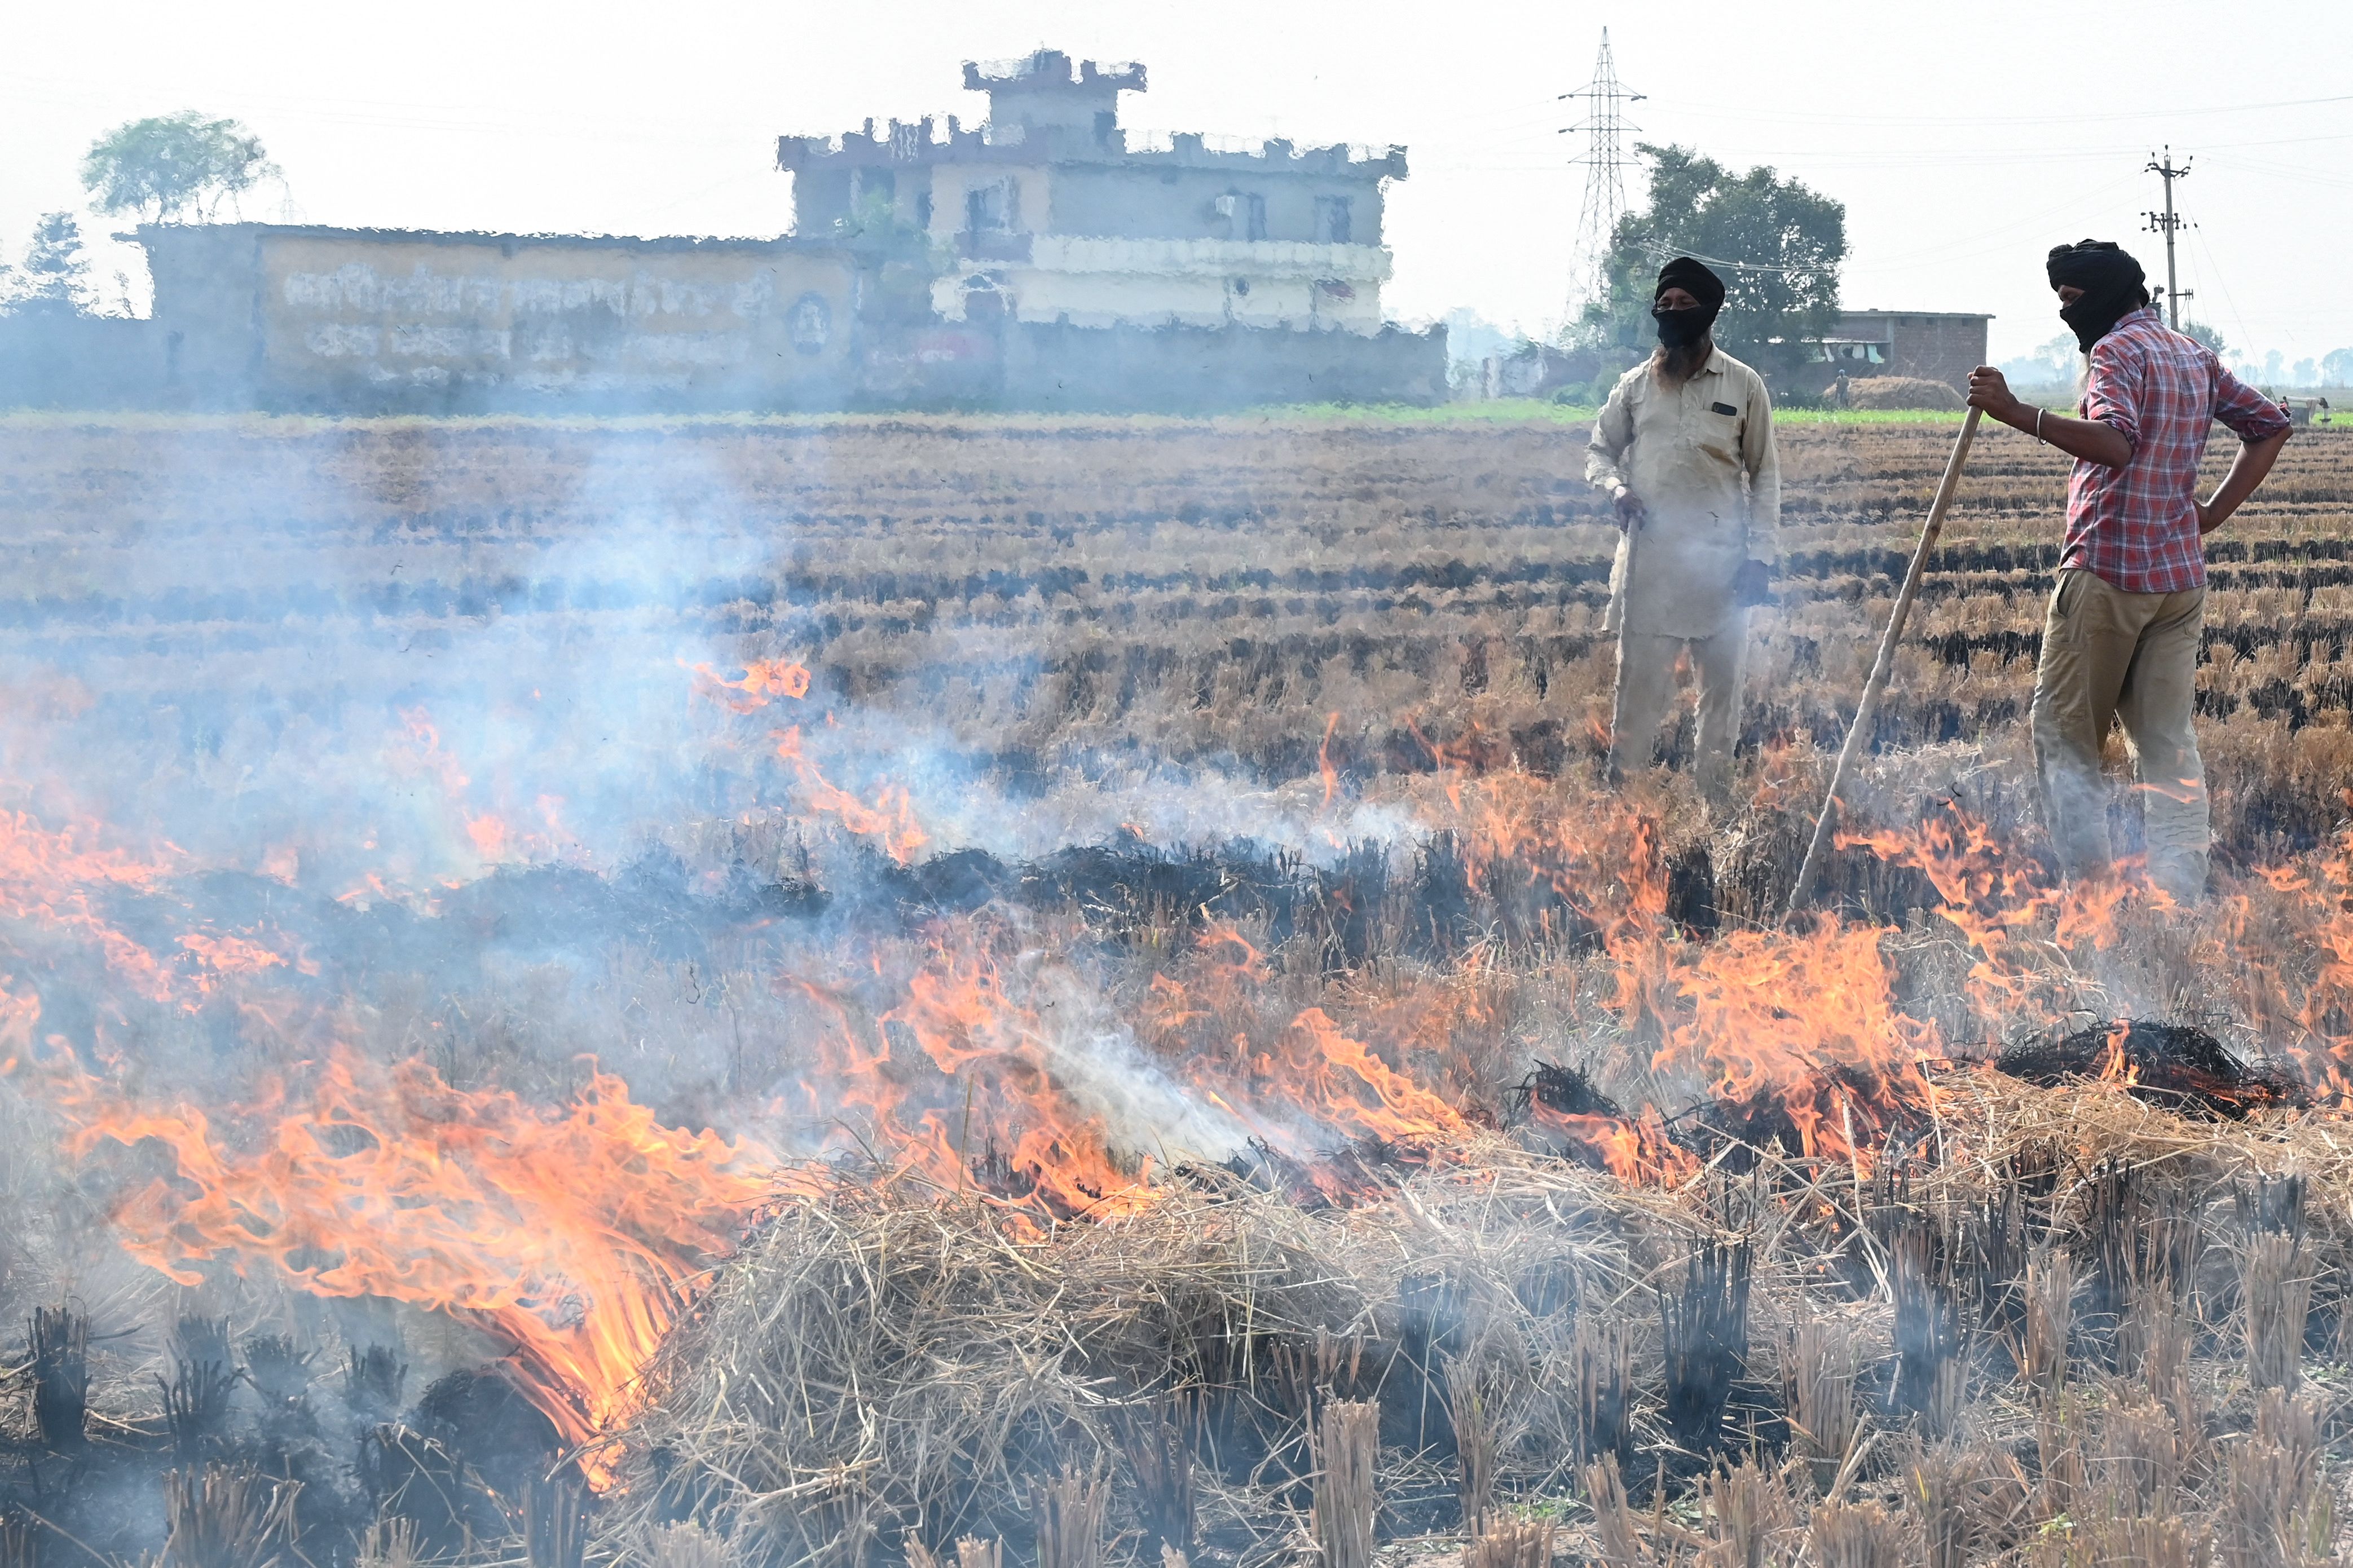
{"left": 1319, "top": 712, "right": 1342, "bottom": 810}
{"left": 176, "top": 930, "right": 289, "bottom": 993}
{"left": 687, "top": 658, "right": 812, "bottom": 714}
{"left": 19, "top": 1045, "right": 778, "bottom": 1483}
{"left": 0, "top": 810, "right": 177, "bottom": 1002}
{"left": 772, "top": 727, "right": 930, "bottom": 864}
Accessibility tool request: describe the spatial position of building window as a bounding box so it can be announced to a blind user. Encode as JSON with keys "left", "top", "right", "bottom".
{"left": 1315, "top": 196, "right": 1353, "bottom": 245}
{"left": 1811, "top": 341, "right": 1888, "bottom": 365}
{"left": 915, "top": 191, "right": 932, "bottom": 229}
{"left": 966, "top": 178, "right": 1019, "bottom": 233}
{"left": 1213, "top": 192, "right": 1268, "bottom": 241}
{"left": 1095, "top": 110, "right": 1117, "bottom": 147}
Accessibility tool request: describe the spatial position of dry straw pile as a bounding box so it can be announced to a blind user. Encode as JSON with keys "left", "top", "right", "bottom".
{"left": 603, "top": 1075, "right": 2353, "bottom": 1567}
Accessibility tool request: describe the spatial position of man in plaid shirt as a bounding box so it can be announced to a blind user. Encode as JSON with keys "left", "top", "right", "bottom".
{"left": 1968, "top": 240, "right": 2290, "bottom": 902}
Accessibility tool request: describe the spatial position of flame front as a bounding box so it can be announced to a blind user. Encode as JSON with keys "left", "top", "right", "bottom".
{"left": 8, "top": 655, "right": 2353, "bottom": 1490}
{"left": 18, "top": 1043, "right": 777, "bottom": 1479}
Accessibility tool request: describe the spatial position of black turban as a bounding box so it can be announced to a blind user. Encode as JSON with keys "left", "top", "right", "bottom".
{"left": 2046, "top": 239, "right": 2151, "bottom": 351}
{"left": 1655, "top": 256, "right": 1726, "bottom": 311}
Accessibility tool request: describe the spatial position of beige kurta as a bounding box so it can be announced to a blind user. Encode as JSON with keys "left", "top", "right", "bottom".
{"left": 1584, "top": 348, "right": 1782, "bottom": 639}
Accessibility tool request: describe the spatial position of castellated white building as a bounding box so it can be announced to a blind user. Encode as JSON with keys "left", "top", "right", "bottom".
{"left": 777, "top": 49, "right": 1406, "bottom": 336}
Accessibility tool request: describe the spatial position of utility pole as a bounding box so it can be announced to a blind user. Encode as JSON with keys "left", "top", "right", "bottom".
{"left": 1558, "top": 28, "right": 1643, "bottom": 331}
{"left": 2144, "top": 145, "right": 2193, "bottom": 330}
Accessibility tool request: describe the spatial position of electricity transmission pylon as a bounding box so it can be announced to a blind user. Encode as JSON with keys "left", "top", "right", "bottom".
{"left": 1559, "top": 28, "right": 1643, "bottom": 332}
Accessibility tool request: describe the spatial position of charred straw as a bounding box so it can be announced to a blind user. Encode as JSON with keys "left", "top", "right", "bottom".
{"left": 1111, "top": 1389, "right": 1198, "bottom": 1556}
{"left": 161, "top": 1463, "right": 301, "bottom": 1568}
{"left": 160, "top": 1354, "right": 244, "bottom": 1465}
{"left": 1565, "top": 1318, "right": 1636, "bottom": 1473}
{"left": 1271, "top": 1327, "right": 1368, "bottom": 1425}
{"left": 1996, "top": 1020, "right": 2307, "bottom": 1119}
{"left": 174, "top": 1314, "right": 236, "bottom": 1370}
{"left": 2081, "top": 1158, "right": 2200, "bottom": 1370}
{"left": 28, "top": 1302, "right": 89, "bottom": 1451}
{"left": 2233, "top": 1172, "right": 2307, "bottom": 1242}
{"left": 343, "top": 1342, "right": 409, "bottom": 1412}
{"left": 359, "top": 1423, "right": 503, "bottom": 1556}
{"left": 1955, "top": 1167, "right": 2048, "bottom": 1349}
{"left": 1888, "top": 1209, "right": 1966, "bottom": 1425}
{"left": 1658, "top": 1234, "right": 1752, "bottom": 1454}
{"left": 524, "top": 1476, "right": 592, "bottom": 1568}
{"left": 240, "top": 1333, "right": 316, "bottom": 1409}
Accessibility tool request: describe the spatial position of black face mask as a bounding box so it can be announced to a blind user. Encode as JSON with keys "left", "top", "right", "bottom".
{"left": 2058, "top": 288, "right": 2144, "bottom": 352}
{"left": 1654, "top": 302, "right": 1717, "bottom": 348}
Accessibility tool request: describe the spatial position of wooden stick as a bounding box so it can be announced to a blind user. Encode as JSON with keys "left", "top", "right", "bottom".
{"left": 1786, "top": 407, "right": 1981, "bottom": 918}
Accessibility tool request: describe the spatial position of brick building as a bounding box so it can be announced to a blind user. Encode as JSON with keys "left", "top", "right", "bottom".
{"left": 1812, "top": 310, "right": 1992, "bottom": 392}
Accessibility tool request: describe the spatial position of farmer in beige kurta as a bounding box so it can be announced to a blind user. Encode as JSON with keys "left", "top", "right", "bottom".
{"left": 1585, "top": 257, "right": 1781, "bottom": 806}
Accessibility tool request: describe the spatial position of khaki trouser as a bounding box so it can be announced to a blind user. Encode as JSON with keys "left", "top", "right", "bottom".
{"left": 2030, "top": 567, "right": 2210, "bottom": 902}
{"left": 1610, "top": 616, "right": 1747, "bottom": 804}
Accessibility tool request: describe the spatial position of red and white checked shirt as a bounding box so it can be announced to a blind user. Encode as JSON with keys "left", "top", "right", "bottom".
{"left": 2066, "top": 306, "right": 2291, "bottom": 594}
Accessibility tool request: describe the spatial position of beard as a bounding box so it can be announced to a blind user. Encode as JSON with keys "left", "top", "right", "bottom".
{"left": 1656, "top": 337, "right": 1712, "bottom": 383}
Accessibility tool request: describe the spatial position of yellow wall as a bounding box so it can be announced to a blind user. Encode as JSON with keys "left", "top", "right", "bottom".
{"left": 253, "top": 233, "right": 857, "bottom": 404}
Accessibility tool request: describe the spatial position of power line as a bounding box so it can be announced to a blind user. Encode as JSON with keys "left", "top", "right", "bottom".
{"left": 1632, "top": 89, "right": 2353, "bottom": 130}
{"left": 1557, "top": 28, "right": 1642, "bottom": 328}
{"left": 2187, "top": 223, "right": 2257, "bottom": 368}
{"left": 1626, "top": 238, "right": 1828, "bottom": 277}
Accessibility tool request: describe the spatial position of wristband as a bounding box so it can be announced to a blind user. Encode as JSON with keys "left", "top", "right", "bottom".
{"left": 2035, "top": 408, "right": 2046, "bottom": 444}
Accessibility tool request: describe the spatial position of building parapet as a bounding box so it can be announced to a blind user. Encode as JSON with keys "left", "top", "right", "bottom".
{"left": 963, "top": 54, "right": 1145, "bottom": 92}
{"left": 135, "top": 222, "right": 838, "bottom": 258}
{"left": 1027, "top": 236, "right": 1393, "bottom": 281}
{"left": 776, "top": 121, "right": 1405, "bottom": 178}
{"left": 1835, "top": 308, "right": 1998, "bottom": 323}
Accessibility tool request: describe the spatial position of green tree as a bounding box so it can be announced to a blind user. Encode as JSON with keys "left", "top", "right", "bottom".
{"left": 2180, "top": 319, "right": 2229, "bottom": 359}
{"left": 80, "top": 111, "right": 279, "bottom": 223}
{"left": 1573, "top": 144, "right": 1846, "bottom": 391}
{"left": 835, "top": 189, "right": 948, "bottom": 324}
{"left": 6, "top": 213, "right": 95, "bottom": 315}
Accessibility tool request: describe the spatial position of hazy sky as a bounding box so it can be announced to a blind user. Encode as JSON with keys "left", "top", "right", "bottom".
{"left": 7, "top": 0, "right": 2350, "bottom": 365}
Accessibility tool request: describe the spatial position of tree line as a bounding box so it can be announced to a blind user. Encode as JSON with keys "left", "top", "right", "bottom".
{"left": 3, "top": 112, "right": 276, "bottom": 316}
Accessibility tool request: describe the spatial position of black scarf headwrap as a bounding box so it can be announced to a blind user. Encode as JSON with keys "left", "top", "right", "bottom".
{"left": 1653, "top": 257, "right": 1725, "bottom": 348}
{"left": 2046, "top": 239, "right": 2150, "bottom": 352}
